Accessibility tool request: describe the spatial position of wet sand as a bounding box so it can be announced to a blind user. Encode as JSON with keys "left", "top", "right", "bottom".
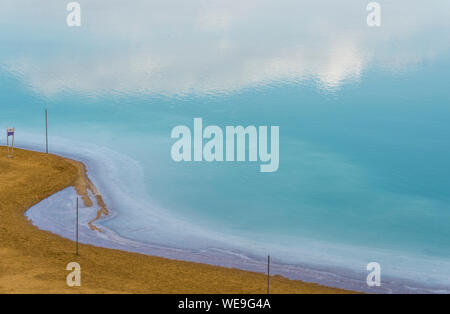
{"left": 0, "top": 146, "right": 354, "bottom": 293}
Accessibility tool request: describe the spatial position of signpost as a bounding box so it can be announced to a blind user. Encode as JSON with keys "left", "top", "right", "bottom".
{"left": 6, "top": 128, "right": 15, "bottom": 157}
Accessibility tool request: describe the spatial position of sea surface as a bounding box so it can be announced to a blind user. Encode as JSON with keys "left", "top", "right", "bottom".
{"left": 1, "top": 1, "right": 450, "bottom": 293}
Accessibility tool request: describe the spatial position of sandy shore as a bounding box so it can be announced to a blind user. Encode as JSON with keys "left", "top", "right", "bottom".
{"left": 0, "top": 146, "right": 355, "bottom": 293}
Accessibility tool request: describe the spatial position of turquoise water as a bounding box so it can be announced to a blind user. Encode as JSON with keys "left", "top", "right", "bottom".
{"left": 2, "top": 1, "right": 450, "bottom": 292}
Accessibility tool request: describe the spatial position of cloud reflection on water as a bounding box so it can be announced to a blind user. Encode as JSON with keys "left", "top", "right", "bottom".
{"left": 0, "top": 0, "right": 449, "bottom": 96}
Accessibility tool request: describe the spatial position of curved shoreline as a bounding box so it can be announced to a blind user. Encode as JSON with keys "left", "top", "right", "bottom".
{"left": 25, "top": 145, "right": 450, "bottom": 294}
{"left": 0, "top": 146, "right": 353, "bottom": 293}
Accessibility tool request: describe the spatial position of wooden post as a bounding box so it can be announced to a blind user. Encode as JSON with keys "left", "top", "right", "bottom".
{"left": 45, "top": 109, "right": 48, "bottom": 154}
{"left": 267, "top": 255, "right": 270, "bottom": 294}
{"left": 76, "top": 197, "right": 79, "bottom": 256}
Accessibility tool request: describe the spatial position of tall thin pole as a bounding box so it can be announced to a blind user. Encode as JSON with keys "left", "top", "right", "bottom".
{"left": 76, "top": 197, "right": 79, "bottom": 256}
{"left": 45, "top": 109, "right": 48, "bottom": 154}
{"left": 267, "top": 255, "right": 270, "bottom": 294}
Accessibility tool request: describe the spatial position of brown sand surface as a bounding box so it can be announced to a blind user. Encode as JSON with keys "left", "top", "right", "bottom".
{"left": 0, "top": 146, "right": 355, "bottom": 293}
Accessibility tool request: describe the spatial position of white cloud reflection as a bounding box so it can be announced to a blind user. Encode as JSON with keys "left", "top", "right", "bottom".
{"left": 0, "top": 0, "right": 449, "bottom": 96}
